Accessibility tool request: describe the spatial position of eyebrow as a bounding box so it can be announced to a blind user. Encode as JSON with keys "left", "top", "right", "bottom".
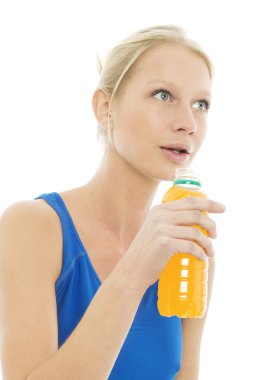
{"left": 146, "top": 79, "right": 212, "bottom": 99}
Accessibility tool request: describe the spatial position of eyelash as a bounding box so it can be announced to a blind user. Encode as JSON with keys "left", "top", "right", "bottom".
{"left": 151, "top": 88, "right": 173, "bottom": 99}
{"left": 151, "top": 88, "right": 211, "bottom": 111}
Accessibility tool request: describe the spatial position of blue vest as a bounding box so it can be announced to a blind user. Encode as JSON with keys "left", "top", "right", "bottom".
{"left": 34, "top": 192, "right": 182, "bottom": 379}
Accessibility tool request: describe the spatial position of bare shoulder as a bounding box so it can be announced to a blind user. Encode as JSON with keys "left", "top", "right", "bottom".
{"left": 0, "top": 198, "right": 63, "bottom": 282}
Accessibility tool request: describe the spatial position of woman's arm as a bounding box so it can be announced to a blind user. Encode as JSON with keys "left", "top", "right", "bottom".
{"left": 176, "top": 257, "right": 215, "bottom": 380}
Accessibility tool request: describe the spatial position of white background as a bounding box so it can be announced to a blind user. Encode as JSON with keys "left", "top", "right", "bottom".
{"left": 0, "top": 1, "right": 252, "bottom": 379}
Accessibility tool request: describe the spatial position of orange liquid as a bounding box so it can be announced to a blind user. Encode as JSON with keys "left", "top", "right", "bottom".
{"left": 157, "top": 185, "right": 209, "bottom": 318}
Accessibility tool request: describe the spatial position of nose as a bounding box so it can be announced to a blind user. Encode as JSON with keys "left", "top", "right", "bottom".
{"left": 171, "top": 105, "right": 197, "bottom": 134}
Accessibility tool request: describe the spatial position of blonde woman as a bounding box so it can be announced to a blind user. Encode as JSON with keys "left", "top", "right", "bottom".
{"left": 0, "top": 25, "right": 226, "bottom": 380}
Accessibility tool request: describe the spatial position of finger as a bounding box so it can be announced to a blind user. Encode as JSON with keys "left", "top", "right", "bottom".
{"left": 167, "top": 237, "right": 208, "bottom": 262}
{"left": 168, "top": 210, "right": 217, "bottom": 238}
{"left": 162, "top": 196, "right": 226, "bottom": 213}
{"left": 169, "top": 225, "right": 215, "bottom": 257}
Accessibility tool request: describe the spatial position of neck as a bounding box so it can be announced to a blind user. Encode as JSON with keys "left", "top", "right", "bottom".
{"left": 82, "top": 146, "right": 160, "bottom": 246}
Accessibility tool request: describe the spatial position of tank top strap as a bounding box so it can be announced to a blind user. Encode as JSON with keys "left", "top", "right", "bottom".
{"left": 34, "top": 191, "right": 84, "bottom": 278}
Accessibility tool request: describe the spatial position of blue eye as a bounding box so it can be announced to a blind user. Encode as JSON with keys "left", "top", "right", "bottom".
{"left": 152, "top": 89, "right": 172, "bottom": 102}
{"left": 192, "top": 100, "right": 210, "bottom": 111}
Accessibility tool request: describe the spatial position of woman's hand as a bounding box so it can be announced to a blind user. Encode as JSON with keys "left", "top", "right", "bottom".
{"left": 123, "top": 196, "right": 226, "bottom": 291}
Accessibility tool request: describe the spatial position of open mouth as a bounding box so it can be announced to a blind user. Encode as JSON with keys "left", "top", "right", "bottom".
{"left": 160, "top": 147, "right": 190, "bottom": 155}
{"left": 160, "top": 146, "right": 191, "bottom": 163}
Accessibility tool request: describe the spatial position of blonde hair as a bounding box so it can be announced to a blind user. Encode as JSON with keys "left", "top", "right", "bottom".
{"left": 95, "top": 25, "right": 213, "bottom": 146}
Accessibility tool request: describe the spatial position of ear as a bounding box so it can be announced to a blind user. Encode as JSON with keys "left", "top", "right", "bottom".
{"left": 92, "top": 88, "right": 112, "bottom": 131}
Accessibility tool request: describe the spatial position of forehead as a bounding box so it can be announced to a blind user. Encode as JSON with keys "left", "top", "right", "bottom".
{"left": 128, "top": 43, "right": 211, "bottom": 92}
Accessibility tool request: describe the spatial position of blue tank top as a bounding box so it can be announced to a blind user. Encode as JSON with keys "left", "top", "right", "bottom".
{"left": 34, "top": 192, "right": 182, "bottom": 379}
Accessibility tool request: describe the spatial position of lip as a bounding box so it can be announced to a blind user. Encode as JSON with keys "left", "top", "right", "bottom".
{"left": 160, "top": 147, "right": 191, "bottom": 163}
{"left": 160, "top": 143, "right": 192, "bottom": 154}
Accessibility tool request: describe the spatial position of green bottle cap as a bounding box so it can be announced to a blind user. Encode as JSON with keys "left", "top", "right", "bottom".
{"left": 173, "top": 168, "right": 201, "bottom": 189}
{"left": 173, "top": 178, "right": 201, "bottom": 187}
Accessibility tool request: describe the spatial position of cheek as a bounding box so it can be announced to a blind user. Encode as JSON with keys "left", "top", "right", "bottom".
{"left": 197, "top": 125, "right": 207, "bottom": 140}
{"left": 111, "top": 112, "right": 139, "bottom": 158}
{"left": 114, "top": 105, "right": 155, "bottom": 145}
{"left": 112, "top": 107, "right": 159, "bottom": 168}
{"left": 196, "top": 115, "right": 208, "bottom": 138}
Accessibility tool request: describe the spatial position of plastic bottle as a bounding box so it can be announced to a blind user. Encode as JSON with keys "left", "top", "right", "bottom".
{"left": 157, "top": 168, "right": 209, "bottom": 318}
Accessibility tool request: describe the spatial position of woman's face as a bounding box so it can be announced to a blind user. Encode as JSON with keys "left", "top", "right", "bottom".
{"left": 110, "top": 43, "right": 212, "bottom": 181}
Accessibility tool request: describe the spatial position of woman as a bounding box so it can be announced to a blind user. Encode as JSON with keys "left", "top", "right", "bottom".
{"left": 0, "top": 25, "right": 226, "bottom": 380}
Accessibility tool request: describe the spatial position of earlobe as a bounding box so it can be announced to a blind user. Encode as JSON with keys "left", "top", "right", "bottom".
{"left": 92, "top": 88, "right": 111, "bottom": 130}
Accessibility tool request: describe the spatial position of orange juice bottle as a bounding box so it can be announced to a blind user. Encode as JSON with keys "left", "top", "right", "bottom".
{"left": 157, "top": 168, "right": 209, "bottom": 318}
